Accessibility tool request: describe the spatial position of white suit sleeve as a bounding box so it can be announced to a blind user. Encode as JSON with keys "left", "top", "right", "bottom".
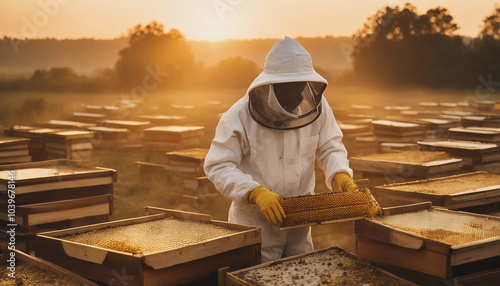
{"left": 315, "top": 98, "right": 353, "bottom": 190}
{"left": 204, "top": 111, "right": 260, "bottom": 204}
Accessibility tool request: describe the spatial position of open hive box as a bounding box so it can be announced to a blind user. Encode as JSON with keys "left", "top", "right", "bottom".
{"left": 372, "top": 171, "right": 500, "bottom": 212}
{"left": 448, "top": 127, "right": 500, "bottom": 144}
{"left": 225, "top": 247, "right": 415, "bottom": 286}
{"left": 35, "top": 207, "right": 261, "bottom": 286}
{"left": 0, "top": 249, "right": 97, "bottom": 286}
{"left": 350, "top": 150, "right": 463, "bottom": 185}
{"left": 355, "top": 205, "right": 500, "bottom": 279}
{"left": 0, "top": 159, "right": 116, "bottom": 234}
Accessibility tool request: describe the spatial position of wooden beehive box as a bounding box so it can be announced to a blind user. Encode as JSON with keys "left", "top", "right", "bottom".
{"left": 0, "top": 249, "right": 98, "bottom": 285}
{"left": 165, "top": 147, "right": 208, "bottom": 177}
{"left": 462, "top": 116, "right": 500, "bottom": 128}
{"left": 0, "top": 135, "right": 31, "bottom": 164}
{"left": 72, "top": 112, "right": 106, "bottom": 123}
{"left": 225, "top": 247, "right": 415, "bottom": 286}
{"left": 98, "top": 119, "right": 150, "bottom": 133}
{"left": 43, "top": 130, "right": 94, "bottom": 161}
{"left": 36, "top": 207, "right": 261, "bottom": 286}
{"left": 350, "top": 150, "right": 462, "bottom": 185}
{"left": 143, "top": 126, "right": 205, "bottom": 153}
{"left": 338, "top": 123, "right": 372, "bottom": 139}
{"left": 4, "top": 125, "right": 60, "bottom": 161}
{"left": 135, "top": 115, "right": 186, "bottom": 126}
{"left": 448, "top": 127, "right": 500, "bottom": 144}
{"left": 355, "top": 206, "right": 500, "bottom": 279}
{"left": 36, "top": 120, "right": 96, "bottom": 130}
{"left": 372, "top": 120, "right": 425, "bottom": 143}
{"left": 87, "top": 126, "right": 130, "bottom": 148}
{"left": 0, "top": 159, "right": 116, "bottom": 205}
{"left": 418, "top": 140, "right": 500, "bottom": 166}
{"left": 372, "top": 171, "right": 500, "bottom": 211}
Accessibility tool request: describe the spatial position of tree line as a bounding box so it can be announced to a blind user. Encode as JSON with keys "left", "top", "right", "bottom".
{"left": 0, "top": 3, "right": 498, "bottom": 92}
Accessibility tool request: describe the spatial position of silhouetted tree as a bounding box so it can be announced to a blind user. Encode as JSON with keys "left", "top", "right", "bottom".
{"left": 352, "top": 3, "right": 467, "bottom": 88}
{"left": 203, "top": 56, "right": 260, "bottom": 88}
{"left": 115, "top": 22, "right": 194, "bottom": 89}
{"left": 480, "top": 6, "right": 500, "bottom": 40}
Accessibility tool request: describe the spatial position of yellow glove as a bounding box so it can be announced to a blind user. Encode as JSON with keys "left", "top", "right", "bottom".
{"left": 248, "top": 186, "right": 286, "bottom": 226}
{"left": 333, "top": 172, "right": 358, "bottom": 192}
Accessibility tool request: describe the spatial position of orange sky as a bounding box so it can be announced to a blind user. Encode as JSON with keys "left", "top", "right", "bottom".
{"left": 1, "top": 0, "right": 498, "bottom": 41}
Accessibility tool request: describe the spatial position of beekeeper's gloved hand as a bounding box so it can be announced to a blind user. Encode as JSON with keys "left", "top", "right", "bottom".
{"left": 333, "top": 173, "right": 358, "bottom": 192}
{"left": 248, "top": 186, "right": 286, "bottom": 226}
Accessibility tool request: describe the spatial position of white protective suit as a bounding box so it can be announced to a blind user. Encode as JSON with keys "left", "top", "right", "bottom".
{"left": 204, "top": 37, "right": 353, "bottom": 262}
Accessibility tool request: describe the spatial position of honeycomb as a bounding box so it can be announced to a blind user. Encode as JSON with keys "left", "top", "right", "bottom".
{"left": 281, "top": 189, "right": 382, "bottom": 227}
{"left": 373, "top": 209, "right": 500, "bottom": 245}
{"left": 60, "top": 217, "right": 240, "bottom": 254}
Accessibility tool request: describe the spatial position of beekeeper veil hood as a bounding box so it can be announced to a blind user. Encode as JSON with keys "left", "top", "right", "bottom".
{"left": 247, "top": 36, "right": 328, "bottom": 130}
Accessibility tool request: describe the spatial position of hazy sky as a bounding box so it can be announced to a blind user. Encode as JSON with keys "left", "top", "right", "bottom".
{"left": 1, "top": 0, "right": 498, "bottom": 41}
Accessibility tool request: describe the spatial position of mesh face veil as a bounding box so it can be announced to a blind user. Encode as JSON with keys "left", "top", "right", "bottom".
{"left": 249, "top": 81, "right": 326, "bottom": 130}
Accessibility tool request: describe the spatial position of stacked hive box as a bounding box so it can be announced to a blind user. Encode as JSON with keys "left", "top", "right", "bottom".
{"left": 97, "top": 119, "right": 150, "bottom": 134}
{"left": 5, "top": 125, "right": 59, "bottom": 161}
{"left": 0, "top": 159, "right": 116, "bottom": 251}
{"left": 165, "top": 148, "right": 231, "bottom": 211}
{"left": 416, "top": 118, "right": 460, "bottom": 139}
{"left": 462, "top": 116, "right": 500, "bottom": 128}
{"left": 355, "top": 136, "right": 380, "bottom": 155}
{"left": 355, "top": 206, "right": 500, "bottom": 282}
{"left": 448, "top": 127, "right": 500, "bottom": 144}
{"left": 72, "top": 112, "right": 106, "bottom": 123}
{"left": 0, "top": 135, "right": 31, "bottom": 165}
{"left": 85, "top": 105, "right": 120, "bottom": 118}
{"left": 143, "top": 126, "right": 205, "bottom": 163}
{"left": 87, "top": 126, "right": 130, "bottom": 148}
{"left": 44, "top": 130, "right": 94, "bottom": 162}
{"left": 35, "top": 119, "right": 96, "bottom": 130}
{"left": 372, "top": 120, "right": 425, "bottom": 143}
{"left": 350, "top": 150, "right": 463, "bottom": 186}
{"left": 372, "top": 171, "right": 500, "bottom": 214}
{"left": 418, "top": 140, "right": 500, "bottom": 172}
{"left": 135, "top": 115, "right": 186, "bottom": 126}
{"left": 35, "top": 207, "right": 261, "bottom": 286}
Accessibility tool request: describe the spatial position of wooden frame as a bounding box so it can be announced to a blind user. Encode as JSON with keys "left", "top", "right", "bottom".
{"left": 36, "top": 207, "right": 261, "bottom": 286}
{"left": 355, "top": 207, "right": 500, "bottom": 279}
{"left": 13, "top": 249, "right": 98, "bottom": 286}
{"left": 418, "top": 140, "right": 500, "bottom": 166}
{"left": 0, "top": 159, "right": 117, "bottom": 194}
{"left": 372, "top": 171, "right": 500, "bottom": 210}
{"left": 225, "top": 247, "right": 417, "bottom": 286}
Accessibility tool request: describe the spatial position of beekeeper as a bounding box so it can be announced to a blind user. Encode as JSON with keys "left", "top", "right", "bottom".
{"left": 204, "top": 36, "right": 356, "bottom": 262}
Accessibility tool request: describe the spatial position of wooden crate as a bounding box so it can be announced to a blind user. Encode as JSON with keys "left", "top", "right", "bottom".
{"left": 35, "top": 120, "right": 96, "bottom": 130}
{"left": 0, "top": 159, "right": 116, "bottom": 205}
{"left": 355, "top": 206, "right": 500, "bottom": 279}
{"left": 0, "top": 194, "right": 112, "bottom": 230}
{"left": 98, "top": 120, "right": 150, "bottom": 132}
{"left": 372, "top": 120, "right": 425, "bottom": 143}
{"left": 372, "top": 171, "right": 500, "bottom": 210}
{"left": 418, "top": 140, "right": 500, "bottom": 166}
{"left": 448, "top": 127, "right": 500, "bottom": 144}
{"left": 0, "top": 135, "right": 32, "bottom": 164}
{"left": 166, "top": 148, "right": 208, "bottom": 177}
{"left": 350, "top": 151, "right": 462, "bottom": 185}
{"left": 35, "top": 207, "right": 261, "bottom": 286}
{"left": 1, "top": 250, "right": 99, "bottom": 285}
{"left": 225, "top": 247, "right": 416, "bottom": 286}
{"left": 462, "top": 116, "right": 500, "bottom": 128}
{"left": 72, "top": 112, "right": 106, "bottom": 123}
{"left": 135, "top": 115, "right": 186, "bottom": 126}
{"left": 144, "top": 126, "right": 205, "bottom": 142}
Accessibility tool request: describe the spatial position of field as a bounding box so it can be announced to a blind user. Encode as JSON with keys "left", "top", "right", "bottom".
{"left": 0, "top": 87, "right": 499, "bottom": 222}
